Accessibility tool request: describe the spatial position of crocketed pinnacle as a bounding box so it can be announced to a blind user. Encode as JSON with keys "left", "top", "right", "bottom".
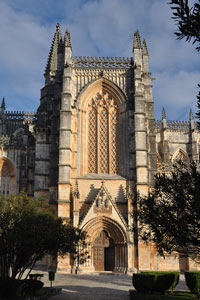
{"left": 127, "top": 182, "right": 133, "bottom": 200}
{"left": 64, "top": 28, "right": 72, "bottom": 49}
{"left": 142, "top": 39, "right": 149, "bottom": 55}
{"left": 133, "top": 30, "right": 141, "bottom": 50}
{"left": 1, "top": 97, "right": 5, "bottom": 110}
{"left": 162, "top": 107, "right": 166, "bottom": 120}
{"left": 189, "top": 108, "right": 194, "bottom": 121}
{"left": 45, "top": 23, "right": 63, "bottom": 74}
{"left": 73, "top": 179, "right": 80, "bottom": 199}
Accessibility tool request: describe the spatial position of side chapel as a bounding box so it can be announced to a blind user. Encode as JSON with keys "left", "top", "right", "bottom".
{"left": 0, "top": 24, "right": 200, "bottom": 272}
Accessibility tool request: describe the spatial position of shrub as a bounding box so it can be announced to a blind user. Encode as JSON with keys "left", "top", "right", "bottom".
{"left": 185, "top": 271, "right": 200, "bottom": 297}
{"left": 141, "top": 271, "right": 179, "bottom": 293}
{"left": 132, "top": 273, "right": 156, "bottom": 294}
{"left": 23, "top": 279, "right": 44, "bottom": 296}
{"left": 152, "top": 273, "right": 175, "bottom": 293}
{"left": 0, "top": 277, "right": 27, "bottom": 299}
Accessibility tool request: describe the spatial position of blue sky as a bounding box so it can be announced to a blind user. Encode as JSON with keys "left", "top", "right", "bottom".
{"left": 0, "top": 0, "right": 199, "bottom": 120}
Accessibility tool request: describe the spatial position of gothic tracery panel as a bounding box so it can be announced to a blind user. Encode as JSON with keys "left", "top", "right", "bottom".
{"left": 88, "top": 107, "right": 97, "bottom": 173}
{"left": 99, "top": 108, "right": 109, "bottom": 173}
{"left": 110, "top": 107, "right": 120, "bottom": 173}
{"left": 87, "top": 91, "right": 119, "bottom": 174}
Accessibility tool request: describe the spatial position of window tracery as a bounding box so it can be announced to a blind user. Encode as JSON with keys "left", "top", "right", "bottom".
{"left": 87, "top": 91, "right": 120, "bottom": 174}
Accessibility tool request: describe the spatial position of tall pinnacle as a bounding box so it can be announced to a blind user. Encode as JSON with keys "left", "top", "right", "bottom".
{"left": 1, "top": 97, "right": 5, "bottom": 110}
{"left": 64, "top": 28, "right": 72, "bottom": 49}
{"left": 73, "top": 180, "right": 80, "bottom": 199}
{"left": 189, "top": 108, "right": 194, "bottom": 121}
{"left": 142, "top": 39, "right": 149, "bottom": 55}
{"left": 45, "top": 23, "right": 63, "bottom": 74}
{"left": 162, "top": 107, "right": 166, "bottom": 120}
{"left": 133, "top": 30, "right": 141, "bottom": 50}
{"left": 162, "top": 107, "right": 167, "bottom": 129}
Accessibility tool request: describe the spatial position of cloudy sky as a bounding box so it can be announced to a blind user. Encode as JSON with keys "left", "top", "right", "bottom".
{"left": 0, "top": 0, "right": 199, "bottom": 120}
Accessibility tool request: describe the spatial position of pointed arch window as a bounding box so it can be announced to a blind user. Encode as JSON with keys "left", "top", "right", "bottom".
{"left": 87, "top": 91, "right": 120, "bottom": 174}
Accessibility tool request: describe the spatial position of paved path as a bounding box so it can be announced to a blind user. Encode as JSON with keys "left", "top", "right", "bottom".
{"left": 31, "top": 271, "right": 189, "bottom": 300}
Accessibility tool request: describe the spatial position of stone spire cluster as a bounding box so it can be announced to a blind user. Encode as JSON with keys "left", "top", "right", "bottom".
{"left": 133, "top": 30, "right": 149, "bottom": 72}
{"left": 45, "top": 24, "right": 72, "bottom": 82}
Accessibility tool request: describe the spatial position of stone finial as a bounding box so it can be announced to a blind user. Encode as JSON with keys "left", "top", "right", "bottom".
{"left": 133, "top": 30, "right": 141, "bottom": 50}
{"left": 56, "top": 23, "right": 61, "bottom": 30}
{"left": 1, "top": 97, "right": 5, "bottom": 110}
{"left": 101, "top": 180, "right": 105, "bottom": 187}
{"left": 189, "top": 108, "right": 194, "bottom": 121}
{"left": 73, "top": 179, "right": 80, "bottom": 199}
{"left": 64, "top": 28, "right": 72, "bottom": 49}
{"left": 189, "top": 108, "right": 195, "bottom": 130}
{"left": 127, "top": 182, "right": 134, "bottom": 200}
{"left": 142, "top": 39, "right": 149, "bottom": 56}
{"left": 45, "top": 23, "right": 63, "bottom": 74}
{"left": 162, "top": 107, "right": 166, "bottom": 120}
{"left": 162, "top": 107, "right": 167, "bottom": 129}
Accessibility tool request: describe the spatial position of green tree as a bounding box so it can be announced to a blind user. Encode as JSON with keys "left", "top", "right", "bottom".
{"left": 169, "top": 0, "right": 200, "bottom": 129}
{"left": 169, "top": 0, "right": 200, "bottom": 51}
{"left": 0, "top": 192, "right": 86, "bottom": 278}
{"left": 134, "top": 160, "right": 200, "bottom": 261}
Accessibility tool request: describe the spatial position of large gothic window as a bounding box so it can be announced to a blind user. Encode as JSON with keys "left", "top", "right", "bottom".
{"left": 87, "top": 91, "right": 120, "bottom": 174}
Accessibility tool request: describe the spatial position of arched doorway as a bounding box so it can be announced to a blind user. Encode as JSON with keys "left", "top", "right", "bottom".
{"left": 93, "top": 230, "right": 115, "bottom": 271}
{"left": 83, "top": 216, "right": 127, "bottom": 272}
{"left": 0, "top": 157, "right": 16, "bottom": 195}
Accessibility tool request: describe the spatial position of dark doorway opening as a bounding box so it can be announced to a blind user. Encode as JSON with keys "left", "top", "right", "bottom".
{"left": 93, "top": 230, "right": 115, "bottom": 271}
{"left": 105, "top": 238, "right": 115, "bottom": 271}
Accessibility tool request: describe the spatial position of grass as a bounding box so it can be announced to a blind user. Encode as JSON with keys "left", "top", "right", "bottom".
{"left": 129, "top": 291, "right": 198, "bottom": 300}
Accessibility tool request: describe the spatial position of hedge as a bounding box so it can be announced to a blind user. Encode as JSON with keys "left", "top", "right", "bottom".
{"left": 142, "top": 271, "right": 179, "bottom": 293}
{"left": 185, "top": 271, "right": 200, "bottom": 297}
{"left": 132, "top": 273, "right": 156, "bottom": 294}
{"left": 132, "top": 271, "right": 180, "bottom": 294}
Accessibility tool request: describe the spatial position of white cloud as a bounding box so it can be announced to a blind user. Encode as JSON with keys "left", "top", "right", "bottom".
{"left": 0, "top": 0, "right": 199, "bottom": 121}
{"left": 154, "top": 71, "right": 200, "bottom": 120}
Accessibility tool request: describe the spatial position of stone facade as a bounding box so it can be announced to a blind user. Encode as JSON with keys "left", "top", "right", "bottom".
{"left": 1, "top": 24, "right": 200, "bottom": 273}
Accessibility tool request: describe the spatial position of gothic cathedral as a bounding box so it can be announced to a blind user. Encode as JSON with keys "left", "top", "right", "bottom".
{"left": 0, "top": 24, "right": 199, "bottom": 272}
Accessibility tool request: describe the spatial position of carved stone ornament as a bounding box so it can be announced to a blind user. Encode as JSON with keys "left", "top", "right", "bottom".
{"left": 94, "top": 182, "right": 112, "bottom": 214}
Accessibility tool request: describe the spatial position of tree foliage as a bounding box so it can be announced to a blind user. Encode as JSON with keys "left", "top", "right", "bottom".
{"left": 0, "top": 192, "right": 86, "bottom": 278}
{"left": 169, "top": 0, "right": 200, "bottom": 51}
{"left": 196, "top": 84, "right": 200, "bottom": 130}
{"left": 134, "top": 160, "right": 200, "bottom": 261}
{"left": 169, "top": 1, "right": 200, "bottom": 129}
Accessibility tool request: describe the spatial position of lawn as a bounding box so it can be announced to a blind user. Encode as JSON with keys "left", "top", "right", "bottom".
{"left": 129, "top": 291, "right": 197, "bottom": 300}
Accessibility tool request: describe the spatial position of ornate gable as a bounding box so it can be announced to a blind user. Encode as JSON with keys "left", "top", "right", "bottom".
{"left": 79, "top": 181, "right": 127, "bottom": 230}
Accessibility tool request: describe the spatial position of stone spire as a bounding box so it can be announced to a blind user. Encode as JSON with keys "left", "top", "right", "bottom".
{"left": 45, "top": 23, "right": 63, "bottom": 76}
{"left": 73, "top": 179, "right": 80, "bottom": 199}
{"left": 189, "top": 108, "right": 194, "bottom": 121}
{"left": 189, "top": 108, "right": 195, "bottom": 130}
{"left": 64, "top": 28, "right": 72, "bottom": 64}
{"left": 127, "top": 181, "right": 134, "bottom": 200}
{"left": 162, "top": 107, "right": 167, "bottom": 129}
{"left": 142, "top": 39, "right": 149, "bottom": 72}
{"left": 0, "top": 97, "right": 6, "bottom": 134}
{"left": 1, "top": 97, "right": 5, "bottom": 112}
{"left": 64, "top": 28, "right": 72, "bottom": 49}
{"left": 162, "top": 107, "right": 166, "bottom": 119}
{"left": 142, "top": 39, "right": 149, "bottom": 56}
{"left": 133, "top": 30, "right": 142, "bottom": 66}
{"left": 133, "top": 30, "right": 141, "bottom": 50}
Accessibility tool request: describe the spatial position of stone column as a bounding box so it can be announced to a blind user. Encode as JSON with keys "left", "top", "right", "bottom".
{"left": 34, "top": 128, "right": 50, "bottom": 199}
{"left": 58, "top": 65, "right": 72, "bottom": 220}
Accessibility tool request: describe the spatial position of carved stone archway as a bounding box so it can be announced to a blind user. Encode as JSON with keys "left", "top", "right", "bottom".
{"left": 83, "top": 216, "right": 128, "bottom": 272}
{"left": 77, "top": 78, "right": 128, "bottom": 177}
{"left": 0, "top": 157, "right": 16, "bottom": 195}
